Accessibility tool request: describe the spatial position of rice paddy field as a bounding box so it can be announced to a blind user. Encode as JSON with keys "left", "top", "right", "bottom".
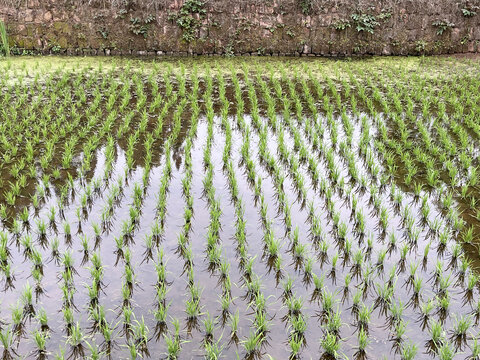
{"left": 0, "top": 56, "right": 480, "bottom": 360}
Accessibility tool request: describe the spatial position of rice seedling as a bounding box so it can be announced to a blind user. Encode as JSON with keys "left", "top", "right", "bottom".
{"left": 437, "top": 341, "right": 457, "bottom": 360}
{"left": 229, "top": 310, "right": 240, "bottom": 344}
{"left": 355, "top": 302, "right": 373, "bottom": 334}
{"left": 242, "top": 330, "right": 265, "bottom": 359}
{"left": 320, "top": 331, "right": 341, "bottom": 359}
{"left": 185, "top": 295, "right": 202, "bottom": 322}
{"left": 450, "top": 314, "right": 472, "bottom": 349}
{"left": 21, "top": 282, "right": 35, "bottom": 320}
{"left": 85, "top": 341, "right": 103, "bottom": 360}
{"left": 132, "top": 316, "right": 149, "bottom": 356}
{"left": 400, "top": 341, "right": 418, "bottom": 360}
{"left": 354, "top": 328, "right": 370, "bottom": 360}
{"left": 469, "top": 337, "right": 480, "bottom": 359}
{"left": 163, "top": 325, "right": 183, "bottom": 360}
{"left": 35, "top": 308, "right": 50, "bottom": 333}
{"left": 32, "top": 329, "right": 49, "bottom": 359}
{"left": 0, "top": 326, "right": 17, "bottom": 360}
{"left": 289, "top": 332, "right": 304, "bottom": 359}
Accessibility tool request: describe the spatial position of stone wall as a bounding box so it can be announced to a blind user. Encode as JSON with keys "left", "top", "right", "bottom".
{"left": 1, "top": 0, "right": 480, "bottom": 56}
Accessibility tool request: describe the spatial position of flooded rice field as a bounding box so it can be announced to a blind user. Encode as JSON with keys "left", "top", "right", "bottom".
{"left": 0, "top": 56, "right": 480, "bottom": 359}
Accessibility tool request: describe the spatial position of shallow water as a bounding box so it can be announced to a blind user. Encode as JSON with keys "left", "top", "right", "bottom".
{"left": 0, "top": 56, "right": 479, "bottom": 359}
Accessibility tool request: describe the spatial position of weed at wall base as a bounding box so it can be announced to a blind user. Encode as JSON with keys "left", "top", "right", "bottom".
{"left": 0, "top": 20, "right": 9, "bottom": 57}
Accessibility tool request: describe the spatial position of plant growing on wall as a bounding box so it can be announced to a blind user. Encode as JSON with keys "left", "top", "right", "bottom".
{"left": 168, "top": 0, "right": 206, "bottom": 42}
{"left": 432, "top": 20, "right": 455, "bottom": 35}
{"left": 332, "top": 19, "right": 351, "bottom": 31}
{"left": 224, "top": 41, "right": 234, "bottom": 56}
{"left": 351, "top": 13, "right": 380, "bottom": 34}
{"left": 461, "top": 6, "right": 478, "bottom": 17}
{"left": 130, "top": 15, "right": 155, "bottom": 38}
{"left": 415, "top": 40, "right": 427, "bottom": 54}
{"left": 299, "top": 0, "right": 313, "bottom": 15}
{"left": 350, "top": 9, "right": 391, "bottom": 34}
{"left": 98, "top": 27, "right": 109, "bottom": 40}
{"left": 0, "top": 20, "right": 9, "bottom": 57}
